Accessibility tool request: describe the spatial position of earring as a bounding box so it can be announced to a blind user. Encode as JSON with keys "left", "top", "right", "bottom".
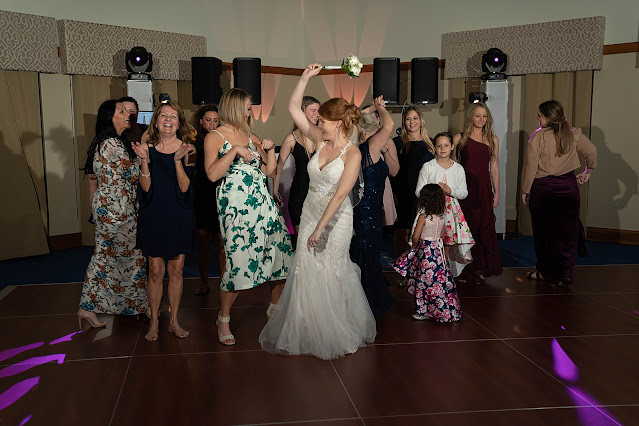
{"left": 335, "top": 127, "right": 339, "bottom": 133}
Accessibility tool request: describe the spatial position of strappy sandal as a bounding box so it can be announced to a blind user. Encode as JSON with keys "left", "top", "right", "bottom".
{"left": 412, "top": 313, "right": 429, "bottom": 321}
{"left": 557, "top": 277, "right": 573, "bottom": 288}
{"left": 216, "top": 314, "right": 236, "bottom": 346}
{"left": 266, "top": 302, "right": 277, "bottom": 319}
{"left": 525, "top": 270, "right": 543, "bottom": 280}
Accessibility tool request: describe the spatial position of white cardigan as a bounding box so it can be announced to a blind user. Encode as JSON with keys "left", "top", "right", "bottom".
{"left": 415, "top": 159, "right": 468, "bottom": 200}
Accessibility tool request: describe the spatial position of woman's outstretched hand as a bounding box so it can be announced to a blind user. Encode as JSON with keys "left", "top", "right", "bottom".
{"left": 303, "top": 63, "right": 323, "bottom": 80}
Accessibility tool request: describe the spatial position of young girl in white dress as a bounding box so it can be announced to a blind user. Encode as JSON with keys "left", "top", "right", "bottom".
{"left": 415, "top": 132, "right": 474, "bottom": 277}
{"left": 259, "top": 64, "right": 376, "bottom": 360}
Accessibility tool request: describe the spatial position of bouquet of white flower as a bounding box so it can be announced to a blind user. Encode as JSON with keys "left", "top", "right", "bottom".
{"left": 324, "top": 54, "right": 363, "bottom": 78}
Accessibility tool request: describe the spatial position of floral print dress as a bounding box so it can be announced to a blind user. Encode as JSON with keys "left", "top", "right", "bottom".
{"left": 393, "top": 213, "right": 462, "bottom": 323}
{"left": 80, "top": 137, "right": 148, "bottom": 315}
{"left": 214, "top": 131, "right": 293, "bottom": 291}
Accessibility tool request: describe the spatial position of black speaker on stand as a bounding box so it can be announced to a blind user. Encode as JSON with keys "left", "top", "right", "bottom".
{"left": 233, "top": 57, "right": 261, "bottom": 105}
{"left": 191, "top": 57, "right": 223, "bottom": 105}
{"left": 373, "top": 58, "right": 400, "bottom": 104}
{"left": 411, "top": 57, "right": 439, "bottom": 104}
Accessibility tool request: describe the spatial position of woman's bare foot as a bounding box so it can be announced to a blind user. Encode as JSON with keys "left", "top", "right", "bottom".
{"left": 168, "top": 322, "right": 189, "bottom": 338}
{"left": 145, "top": 320, "right": 159, "bottom": 341}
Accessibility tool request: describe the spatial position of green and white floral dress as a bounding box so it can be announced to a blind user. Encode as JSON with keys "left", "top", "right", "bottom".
{"left": 214, "top": 131, "right": 293, "bottom": 291}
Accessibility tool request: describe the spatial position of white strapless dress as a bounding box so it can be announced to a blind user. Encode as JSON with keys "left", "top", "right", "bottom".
{"left": 259, "top": 142, "right": 376, "bottom": 360}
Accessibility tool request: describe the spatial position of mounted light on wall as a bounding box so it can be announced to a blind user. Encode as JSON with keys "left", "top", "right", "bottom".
{"left": 481, "top": 48, "right": 507, "bottom": 81}
{"left": 469, "top": 92, "right": 488, "bottom": 104}
{"left": 158, "top": 93, "right": 171, "bottom": 104}
{"left": 126, "top": 46, "right": 153, "bottom": 80}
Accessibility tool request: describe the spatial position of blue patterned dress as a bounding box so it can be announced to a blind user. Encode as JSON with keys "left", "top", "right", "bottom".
{"left": 80, "top": 138, "right": 148, "bottom": 315}
{"left": 351, "top": 142, "right": 394, "bottom": 315}
{"left": 214, "top": 131, "right": 293, "bottom": 291}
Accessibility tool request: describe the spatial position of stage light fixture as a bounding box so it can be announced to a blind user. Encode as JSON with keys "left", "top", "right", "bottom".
{"left": 469, "top": 92, "right": 488, "bottom": 104}
{"left": 159, "top": 93, "right": 171, "bottom": 104}
{"left": 126, "top": 46, "right": 153, "bottom": 80}
{"left": 481, "top": 48, "right": 507, "bottom": 81}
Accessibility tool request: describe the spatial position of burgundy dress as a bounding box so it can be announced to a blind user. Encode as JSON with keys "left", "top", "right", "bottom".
{"left": 458, "top": 138, "right": 502, "bottom": 277}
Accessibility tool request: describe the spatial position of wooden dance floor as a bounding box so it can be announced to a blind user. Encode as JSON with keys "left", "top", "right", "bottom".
{"left": 1, "top": 265, "right": 638, "bottom": 425}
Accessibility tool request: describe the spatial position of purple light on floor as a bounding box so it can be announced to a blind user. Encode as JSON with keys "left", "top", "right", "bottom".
{"left": 561, "top": 325, "right": 566, "bottom": 330}
{"left": 49, "top": 331, "right": 82, "bottom": 345}
{"left": 551, "top": 338, "right": 579, "bottom": 382}
{"left": 0, "top": 354, "right": 66, "bottom": 379}
{"left": 633, "top": 310, "right": 639, "bottom": 315}
{"left": 19, "top": 414, "right": 33, "bottom": 425}
{"left": 568, "top": 386, "right": 622, "bottom": 425}
{"left": 0, "top": 376, "right": 39, "bottom": 410}
{"left": 0, "top": 342, "right": 44, "bottom": 363}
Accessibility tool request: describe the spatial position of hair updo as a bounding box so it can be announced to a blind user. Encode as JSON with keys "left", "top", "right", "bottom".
{"left": 318, "top": 98, "right": 361, "bottom": 138}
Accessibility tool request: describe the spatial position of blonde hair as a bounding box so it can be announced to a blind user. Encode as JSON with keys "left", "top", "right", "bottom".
{"left": 219, "top": 88, "right": 252, "bottom": 132}
{"left": 147, "top": 101, "right": 196, "bottom": 145}
{"left": 318, "top": 98, "right": 361, "bottom": 139}
{"left": 399, "top": 106, "right": 433, "bottom": 155}
{"left": 539, "top": 100, "right": 573, "bottom": 156}
{"left": 456, "top": 102, "right": 496, "bottom": 160}
{"left": 359, "top": 112, "right": 380, "bottom": 142}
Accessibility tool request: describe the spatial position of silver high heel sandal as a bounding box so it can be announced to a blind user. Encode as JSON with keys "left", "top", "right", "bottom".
{"left": 216, "top": 313, "right": 235, "bottom": 346}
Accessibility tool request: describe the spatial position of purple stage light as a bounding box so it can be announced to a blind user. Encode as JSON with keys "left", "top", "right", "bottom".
{"left": 494, "top": 57, "right": 499, "bottom": 62}
{"left": 551, "top": 338, "right": 579, "bottom": 382}
{"left": 568, "top": 387, "right": 623, "bottom": 425}
{"left": 0, "top": 377, "right": 40, "bottom": 410}
{"left": 49, "top": 331, "right": 82, "bottom": 346}
{"left": 135, "top": 56, "right": 141, "bottom": 63}
{"left": 0, "top": 342, "right": 44, "bottom": 363}
{"left": 0, "top": 354, "right": 66, "bottom": 379}
{"left": 561, "top": 325, "right": 566, "bottom": 330}
{"left": 19, "top": 415, "right": 33, "bottom": 426}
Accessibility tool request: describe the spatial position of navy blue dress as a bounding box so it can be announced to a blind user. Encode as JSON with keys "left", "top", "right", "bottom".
{"left": 390, "top": 136, "right": 434, "bottom": 229}
{"left": 137, "top": 145, "right": 196, "bottom": 258}
{"left": 351, "top": 142, "right": 394, "bottom": 315}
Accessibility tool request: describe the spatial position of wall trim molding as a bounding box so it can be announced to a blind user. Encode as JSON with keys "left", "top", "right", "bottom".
{"left": 48, "top": 233, "right": 83, "bottom": 251}
{"left": 586, "top": 227, "right": 639, "bottom": 245}
{"left": 603, "top": 42, "right": 639, "bottom": 55}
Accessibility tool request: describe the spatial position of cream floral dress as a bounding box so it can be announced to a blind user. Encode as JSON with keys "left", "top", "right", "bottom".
{"left": 80, "top": 138, "right": 148, "bottom": 315}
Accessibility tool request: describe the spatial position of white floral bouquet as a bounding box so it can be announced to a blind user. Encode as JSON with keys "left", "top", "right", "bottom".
{"left": 324, "top": 54, "right": 363, "bottom": 78}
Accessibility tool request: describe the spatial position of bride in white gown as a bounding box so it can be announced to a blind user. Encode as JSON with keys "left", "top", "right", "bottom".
{"left": 259, "top": 64, "right": 376, "bottom": 360}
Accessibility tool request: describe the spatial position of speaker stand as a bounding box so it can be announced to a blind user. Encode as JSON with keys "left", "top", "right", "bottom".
{"left": 481, "top": 79, "right": 508, "bottom": 235}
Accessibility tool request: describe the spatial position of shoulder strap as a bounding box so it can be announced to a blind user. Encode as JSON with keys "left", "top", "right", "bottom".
{"left": 339, "top": 141, "right": 351, "bottom": 158}
{"left": 210, "top": 129, "right": 228, "bottom": 145}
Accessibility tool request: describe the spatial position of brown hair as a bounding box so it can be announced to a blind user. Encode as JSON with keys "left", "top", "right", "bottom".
{"left": 292, "top": 95, "right": 321, "bottom": 132}
{"left": 147, "top": 101, "right": 196, "bottom": 145}
{"left": 399, "top": 106, "right": 434, "bottom": 155}
{"left": 539, "top": 100, "right": 573, "bottom": 156}
{"left": 219, "top": 88, "right": 252, "bottom": 132}
{"left": 190, "top": 104, "right": 218, "bottom": 140}
{"left": 318, "top": 98, "right": 361, "bottom": 139}
{"left": 456, "top": 102, "right": 497, "bottom": 160}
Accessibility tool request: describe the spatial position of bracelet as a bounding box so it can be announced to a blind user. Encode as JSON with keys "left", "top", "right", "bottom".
{"left": 140, "top": 172, "right": 150, "bottom": 178}
{"left": 381, "top": 148, "right": 389, "bottom": 154}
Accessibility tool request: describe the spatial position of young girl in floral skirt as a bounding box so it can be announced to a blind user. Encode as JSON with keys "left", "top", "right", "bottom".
{"left": 415, "top": 132, "right": 474, "bottom": 277}
{"left": 393, "top": 184, "right": 462, "bottom": 322}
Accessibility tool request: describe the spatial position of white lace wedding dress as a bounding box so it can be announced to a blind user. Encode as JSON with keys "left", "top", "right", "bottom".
{"left": 259, "top": 142, "right": 376, "bottom": 360}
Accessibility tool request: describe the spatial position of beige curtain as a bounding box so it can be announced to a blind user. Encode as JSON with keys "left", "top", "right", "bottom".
{"left": 0, "top": 70, "right": 49, "bottom": 260}
{"left": 72, "top": 75, "right": 127, "bottom": 245}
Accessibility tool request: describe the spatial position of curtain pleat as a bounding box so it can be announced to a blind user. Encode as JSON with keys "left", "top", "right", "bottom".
{"left": 0, "top": 70, "right": 49, "bottom": 260}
